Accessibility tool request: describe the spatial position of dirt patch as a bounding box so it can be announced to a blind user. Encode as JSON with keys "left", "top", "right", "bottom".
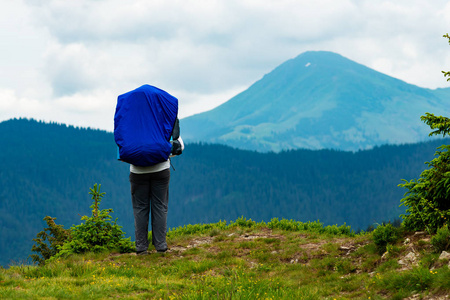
{"left": 188, "top": 237, "right": 214, "bottom": 248}
{"left": 406, "top": 293, "right": 450, "bottom": 300}
{"left": 281, "top": 235, "right": 371, "bottom": 269}
{"left": 233, "top": 231, "right": 285, "bottom": 242}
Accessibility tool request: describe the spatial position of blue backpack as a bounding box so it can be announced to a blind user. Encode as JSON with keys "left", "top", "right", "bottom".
{"left": 114, "top": 85, "right": 178, "bottom": 166}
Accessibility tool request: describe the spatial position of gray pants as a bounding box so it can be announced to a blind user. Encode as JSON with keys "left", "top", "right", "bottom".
{"left": 129, "top": 169, "right": 170, "bottom": 252}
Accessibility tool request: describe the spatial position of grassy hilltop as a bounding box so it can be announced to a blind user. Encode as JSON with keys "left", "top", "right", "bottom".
{"left": 2, "top": 113, "right": 450, "bottom": 299}
{"left": 1, "top": 218, "right": 450, "bottom": 300}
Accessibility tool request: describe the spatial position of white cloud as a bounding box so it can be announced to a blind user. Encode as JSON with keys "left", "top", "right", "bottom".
{"left": 0, "top": 88, "right": 47, "bottom": 120}
{"left": 0, "top": 0, "right": 449, "bottom": 131}
{"left": 0, "top": 87, "right": 116, "bottom": 130}
{"left": 51, "top": 89, "right": 118, "bottom": 130}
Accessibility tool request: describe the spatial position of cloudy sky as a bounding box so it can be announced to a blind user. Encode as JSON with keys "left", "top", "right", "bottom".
{"left": 1, "top": 0, "right": 449, "bottom": 131}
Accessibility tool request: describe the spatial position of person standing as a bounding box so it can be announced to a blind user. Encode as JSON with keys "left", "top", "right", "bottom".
{"left": 114, "top": 85, "right": 183, "bottom": 255}
{"left": 129, "top": 119, "right": 183, "bottom": 254}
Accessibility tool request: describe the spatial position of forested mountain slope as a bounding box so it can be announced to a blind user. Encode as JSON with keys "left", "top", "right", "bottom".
{"left": 0, "top": 118, "right": 445, "bottom": 266}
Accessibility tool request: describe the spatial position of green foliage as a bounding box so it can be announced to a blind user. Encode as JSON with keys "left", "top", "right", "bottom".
{"left": 267, "top": 218, "right": 354, "bottom": 236}
{"left": 30, "top": 216, "right": 70, "bottom": 266}
{"left": 372, "top": 223, "right": 400, "bottom": 254}
{"left": 431, "top": 224, "right": 450, "bottom": 253}
{"left": 208, "top": 228, "right": 221, "bottom": 237}
{"left": 443, "top": 34, "right": 450, "bottom": 81}
{"left": 166, "top": 220, "right": 228, "bottom": 239}
{"left": 30, "top": 184, "right": 134, "bottom": 265}
{"left": 372, "top": 266, "right": 450, "bottom": 296}
{"left": 376, "top": 267, "right": 436, "bottom": 292}
{"left": 385, "top": 244, "right": 401, "bottom": 258}
{"left": 399, "top": 113, "right": 450, "bottom": 233}
{"left": 89, "top": 182, "right": 105, "bottom": 218}
{"left": 421, "top": 112, "right": 450, "bottom": 137}
{"left": 166, "top": 217, "right": 355, "bottom": 240}
{"left": 228, "top": 216, "right": 262, "bottom": 228}
{"left": 55, "top": 184, "right": 134, "bottom": 258}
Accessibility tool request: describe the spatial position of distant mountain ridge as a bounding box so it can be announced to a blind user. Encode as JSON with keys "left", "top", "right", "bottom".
{"left": 182, "top": 51, "right": 450, "bottom": 152}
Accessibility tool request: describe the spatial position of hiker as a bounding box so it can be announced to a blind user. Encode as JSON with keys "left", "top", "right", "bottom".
{"left": 129, "top": 119, "right": 184, "bottom": 254}
{"left": 114, "top": 85, "right": 184, "bottom": 255}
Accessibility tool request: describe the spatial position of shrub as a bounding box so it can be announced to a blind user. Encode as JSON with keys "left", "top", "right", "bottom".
{"left": 55, "top": 184, "right": 134, "bottom": 258}
{"left": 431, "top": 224, "right": 450, "bottom": 253}
{"left": 399, "top": 113, "right": 450, "bottom": 233}
{"left": 166, "top": 220, "right": 228, "bottom": 238}
{"left": 229, "top": 216, "right": 258, "bottom": 228}
{"left": 30, "top": 216, "right": 70, "bottom": 265}
{"left": 267, "top": 218, "right": 354, "bottom": 236}
{"left": 372, "top": 223, "right": 400, "bottom": 254}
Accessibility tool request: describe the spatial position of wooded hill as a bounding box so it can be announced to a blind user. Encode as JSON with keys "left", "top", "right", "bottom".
{"left": 0, "top": 118, "right": 445, "bottom": 266}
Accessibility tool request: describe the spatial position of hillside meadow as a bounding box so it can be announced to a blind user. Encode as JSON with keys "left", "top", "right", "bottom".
{"left": 1, "top": 218, "right": 450, "bottom": 299}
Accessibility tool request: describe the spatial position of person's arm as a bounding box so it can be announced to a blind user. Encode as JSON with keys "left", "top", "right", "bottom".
{"left": 172, "top": 118, "right": 180, "bottom": 140}
{"left": 170, "top": 118, "right": 184, "bottom": 156}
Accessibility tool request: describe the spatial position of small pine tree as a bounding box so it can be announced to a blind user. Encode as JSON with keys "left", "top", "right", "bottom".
{"left": 442, "top": 33, "right": 450, "bottom": 81}
{"left": 399, "top": 113, "right": 450, "bottom": 233}
{"left": 30, "top": 184, "right": 134, "bottom": 264}
{"left": 55, "top": 184, "right": 134, "bottom": 257}
{"left": 399, "top": 34, "right": 450, "bottom": 233}
{"left": 30, "top": 216, "right": 70, "bottom": 265}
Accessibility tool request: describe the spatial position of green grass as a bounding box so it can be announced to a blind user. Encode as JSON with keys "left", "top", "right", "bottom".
{"left": 2, "top": 217, "right": 450, "bottom": 299}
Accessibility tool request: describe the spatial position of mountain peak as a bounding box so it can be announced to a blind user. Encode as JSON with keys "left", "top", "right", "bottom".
{"left": 182, "top": 51, "right": 449, "bottom": 152}
{"left": 276, "top": 51, "right": 370, "bottom": 73}
{"left": 285, "top": 50, "right": 352, "bottom": 65}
